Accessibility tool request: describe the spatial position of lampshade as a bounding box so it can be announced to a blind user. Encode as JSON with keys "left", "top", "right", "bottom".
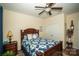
{"left": 7, "top": 31, "right": 13, "bottom": 37}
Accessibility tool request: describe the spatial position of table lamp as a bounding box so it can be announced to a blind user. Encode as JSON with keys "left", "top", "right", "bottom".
{"left": 7, "top": 31, "right": 13, "bottom": 43}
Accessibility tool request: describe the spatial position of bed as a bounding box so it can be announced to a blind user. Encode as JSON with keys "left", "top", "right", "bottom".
{"left": 21, "top": 28, "right": 62, "bottom": 56}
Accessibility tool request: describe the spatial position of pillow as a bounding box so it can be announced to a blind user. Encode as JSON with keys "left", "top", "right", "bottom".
{"left": 27, "top": 34, "right": 33, "bottom": 40}
{"left": 23, "top": 35, "right": 28, "bottom": 41}
{"left": 22, "top": 35, "right": 28, "bottom": 45}
{"left": 32, "top": 33, "right": 38, "bottom": 39}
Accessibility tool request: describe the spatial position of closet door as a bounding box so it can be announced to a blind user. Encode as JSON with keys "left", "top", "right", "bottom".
{"left": 0, "top": 6, "right": 3, "bottom": 55}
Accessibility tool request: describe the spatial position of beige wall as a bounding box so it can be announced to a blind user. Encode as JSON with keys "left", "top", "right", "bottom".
{"left": 3, "top": 9, "right": 43, "bottom": 50}
{"left": 66, "top": 12, "right": 79, "bottom": 49}
{"left": 43, "top": 14, "right": 65, "bottom": 48}
{"left": 3, "top": 9, "right": 65, "bottom": 50}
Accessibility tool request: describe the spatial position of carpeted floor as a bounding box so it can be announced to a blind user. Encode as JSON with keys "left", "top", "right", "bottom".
{"left": 64, "top": 48, "right": 79, "bottom": 56}
{"left": 16, "top": 49, "right": 79, "bottom": 56}
{"left": 17, "top": 50, "right": 25, "bottom": 56}
{"left": 16, "top": 50, "right": 67, "bottom": 56}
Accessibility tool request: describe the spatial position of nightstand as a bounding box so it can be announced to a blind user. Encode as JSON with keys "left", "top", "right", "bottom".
{"left": 4, "top": 41, "right": 17, "bottom": 55}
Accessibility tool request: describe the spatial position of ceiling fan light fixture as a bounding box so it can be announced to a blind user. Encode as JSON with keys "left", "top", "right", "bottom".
{"left": 45, "top": 8, "right": 51, "bottom": 12}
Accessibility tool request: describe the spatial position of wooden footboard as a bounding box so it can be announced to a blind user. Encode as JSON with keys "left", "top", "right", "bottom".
{"left": 36, "top": 41, "right": 62, "bottom": 56}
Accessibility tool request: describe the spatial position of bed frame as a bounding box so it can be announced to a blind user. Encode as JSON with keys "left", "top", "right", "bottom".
{"left": 21, "top": 28, "right": 62, "bottom": 56}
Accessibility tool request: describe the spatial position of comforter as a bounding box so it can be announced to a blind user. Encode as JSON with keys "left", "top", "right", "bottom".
{"left": 22, "top": 38, "right": 60, "bottom": 56}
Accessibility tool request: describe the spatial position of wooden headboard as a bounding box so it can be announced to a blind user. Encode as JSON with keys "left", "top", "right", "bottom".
{"left": 20, "top": 28, "right": 39, "bottom": 45}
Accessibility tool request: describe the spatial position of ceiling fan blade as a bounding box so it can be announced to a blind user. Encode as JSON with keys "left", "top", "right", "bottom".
{"left": 51, "top": 7, "right": 62, "bottom": 10}
{"left": 39, "top": 10, "right": 45, "bottom": 15}
{"left": 48, "top": 11, "right": 52, "bottom": 15}
{"left": 35, "top": 6, "right": 46, "bottom": 8}
{"left": 48, "top": 3, "right": 55, "bottom": 7}
{"left": 35, "top": 9, "right": 43, "bottom": 10}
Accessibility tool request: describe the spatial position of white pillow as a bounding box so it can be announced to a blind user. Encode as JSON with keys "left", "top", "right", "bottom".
{"left": 32, "top": 33, "right": 38, "bottom": 39}
{"left": 27, "top": 34, "right": 33, "bottom": 40}
{"left": 23, "top": 35, "right": 27, "bottom": 40}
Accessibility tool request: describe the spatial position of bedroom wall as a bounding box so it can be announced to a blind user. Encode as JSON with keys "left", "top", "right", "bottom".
{"left": 66, "top": 12, "right": 79, "bottom": 49}
{"left": 3, "top": 9, "right": 43, "bottom": 50}
{"left": 43, "top": 14, "right": 65, "bottom": 49}
{"left": 3, "top": 9, "right": 65, "bottom": 50}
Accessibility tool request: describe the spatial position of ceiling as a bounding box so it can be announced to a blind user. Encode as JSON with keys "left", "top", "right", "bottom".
{"left": 0, "top": 3, "right": 79, "bottom": 19}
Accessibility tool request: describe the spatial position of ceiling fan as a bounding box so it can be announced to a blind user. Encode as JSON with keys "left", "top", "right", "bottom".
{"left": 35, "top": 3, "right": 63, "bottom": 15}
